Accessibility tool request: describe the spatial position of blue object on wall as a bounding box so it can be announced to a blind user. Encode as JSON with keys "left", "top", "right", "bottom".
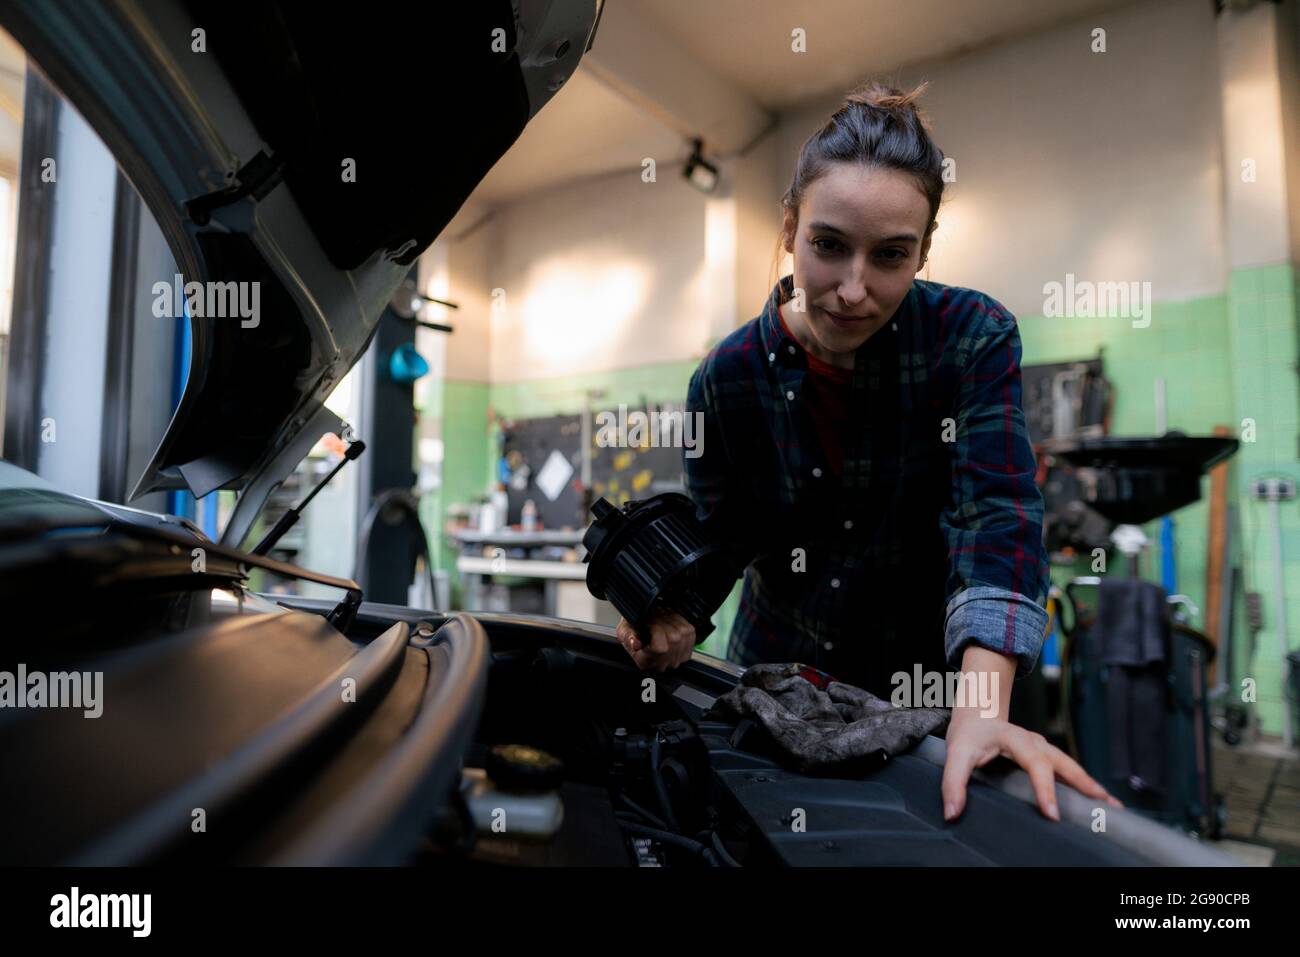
{"left": 1042, "top": 623, "right": 1060, "bottom": 668}
{"left": 496, "top": 430, "right": 510, "bottom": 483}
{"left": 1160, "top": 515, "right": 1176, "bottom": 594}
{"left": 168, "top": 306, "right": 195, "bottom": 521}
{"left": 200, "top": 492, "right": 219, "bottom": 539}
{"left": 388, "top": 342, "right": 429, "bottom": 383}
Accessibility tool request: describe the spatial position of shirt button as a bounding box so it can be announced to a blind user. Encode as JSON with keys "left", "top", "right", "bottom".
{"left": 768, "top": 352, "right": 776, "bottom": 362}
{"left": 787, "top": 344, "right": 797, "bottom": 355}
{"left": 786, "top": 390, "right": 795, "bottom": 400}
{"left": 831, "top": 578, "right": 840, "bottom": 588}
{"left": 812, "top": 467, "right": 822, "bottom": 478}
{"left": 843, "top": 520, "right": 853, "bottom": 530}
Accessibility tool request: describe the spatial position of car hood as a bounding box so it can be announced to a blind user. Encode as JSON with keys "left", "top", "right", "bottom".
{"left": 0, "top": 0, "right": 601, "bottom": 544}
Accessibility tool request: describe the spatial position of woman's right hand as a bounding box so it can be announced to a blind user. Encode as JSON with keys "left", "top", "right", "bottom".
{"left": 615, "top": 610, "right": 697, "bottom": 672}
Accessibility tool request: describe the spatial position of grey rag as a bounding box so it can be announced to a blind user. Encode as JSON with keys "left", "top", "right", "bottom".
{"left": 706, "top": 663, "right": 950, "bottom": 773}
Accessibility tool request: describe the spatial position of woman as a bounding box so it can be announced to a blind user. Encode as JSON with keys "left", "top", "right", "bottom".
{"left": 615, "top": 81, "right": 1119, "bottom": 823}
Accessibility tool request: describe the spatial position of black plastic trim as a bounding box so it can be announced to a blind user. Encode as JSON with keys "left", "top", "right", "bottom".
{"left": 67, "top": 620, "right": 410, "bottom": 864}
{"left": 274, "top": 613, "right": 490, "bottom": 865}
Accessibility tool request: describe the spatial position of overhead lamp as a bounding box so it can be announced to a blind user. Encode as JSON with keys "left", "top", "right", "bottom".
{"left": 683, "top": 138, "right": 719, "bottom": 194}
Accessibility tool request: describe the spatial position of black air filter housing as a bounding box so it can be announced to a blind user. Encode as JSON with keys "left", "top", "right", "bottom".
{"left": 583, "top": 493, "right": 736, "bottom": 644}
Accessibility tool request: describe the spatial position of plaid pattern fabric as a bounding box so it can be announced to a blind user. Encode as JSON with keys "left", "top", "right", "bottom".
{"left": 684, "top": 274, "right": 1050, "bottom": 695}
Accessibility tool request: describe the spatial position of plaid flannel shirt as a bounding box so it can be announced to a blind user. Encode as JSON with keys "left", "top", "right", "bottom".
{"left": 684, "top": 274, "right": 1050, "bottom": 695}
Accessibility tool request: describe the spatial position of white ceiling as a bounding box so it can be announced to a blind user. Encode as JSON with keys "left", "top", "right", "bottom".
{"left": 462, "top": 0, "right": 1139, "bottom": 211}
{"left": 637, "top": 0, "right": 1138, "bottom": 111}
{"left": 458, "top": 66, "right": 682, "bottom": 210}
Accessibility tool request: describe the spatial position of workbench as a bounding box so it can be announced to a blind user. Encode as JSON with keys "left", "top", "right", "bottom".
{"left": 451, "top": 528, "right": 617, "bottom": 625}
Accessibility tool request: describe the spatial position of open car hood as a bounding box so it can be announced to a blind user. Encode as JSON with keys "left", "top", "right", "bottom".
{"left": 0, "top": 0, "right": 602, "bottom": 544}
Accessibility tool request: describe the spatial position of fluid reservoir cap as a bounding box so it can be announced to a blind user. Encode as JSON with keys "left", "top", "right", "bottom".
{"left": 486, "top": 744, "right": 564, "bottom": 792}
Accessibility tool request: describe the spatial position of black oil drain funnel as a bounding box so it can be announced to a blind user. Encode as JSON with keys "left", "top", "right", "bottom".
{"left": 583, "top": 493, "right": 736, "bottom": 644}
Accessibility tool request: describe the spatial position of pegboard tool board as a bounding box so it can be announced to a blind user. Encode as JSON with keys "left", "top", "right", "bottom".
{"left": 500, "top": 403, "right": 688, "bottom": 530}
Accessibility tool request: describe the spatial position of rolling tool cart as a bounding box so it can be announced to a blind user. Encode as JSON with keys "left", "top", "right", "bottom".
{"left": 1062, "top": 579, "right": 1226, "bottom": 837}
{"left": 1056, "top": 434, "right": 1237, "bottom": 837}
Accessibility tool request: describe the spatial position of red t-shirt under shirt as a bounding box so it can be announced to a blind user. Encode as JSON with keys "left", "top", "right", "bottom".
{"left": 777, "top": 304, "right": 853, "bottom": 478}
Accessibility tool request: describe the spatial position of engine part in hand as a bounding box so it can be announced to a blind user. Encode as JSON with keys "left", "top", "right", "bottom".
{"left": 582, "top": 493, "right": 737, "bottom": 643}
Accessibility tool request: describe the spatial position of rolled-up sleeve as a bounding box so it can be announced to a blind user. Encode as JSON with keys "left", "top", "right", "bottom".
{"left": 938, "top": 308, "right": 1051, "bottom": 678}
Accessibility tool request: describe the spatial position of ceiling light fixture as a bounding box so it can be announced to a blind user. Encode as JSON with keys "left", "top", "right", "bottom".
{"left": 683, "top": 138, "right": 719, "bottom": 194}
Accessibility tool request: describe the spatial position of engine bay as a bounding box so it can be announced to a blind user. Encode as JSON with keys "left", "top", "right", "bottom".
{"left": 411, "top": 614, "right": 1151, "bottom": 868}
{"left": 0, "top": 583, "right": 1221, "bottom": 866}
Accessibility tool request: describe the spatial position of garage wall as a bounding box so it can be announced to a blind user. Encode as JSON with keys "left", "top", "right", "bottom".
{"left": 487, "top": 165, "right": 709, "bottom": 383}
{"left": 777, "top": 0, "right": 1226, "bottom": 313}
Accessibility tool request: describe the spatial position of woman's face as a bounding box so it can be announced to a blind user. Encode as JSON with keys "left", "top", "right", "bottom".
{"left": 784, "top": 163, "right": 933, "bottom": 358}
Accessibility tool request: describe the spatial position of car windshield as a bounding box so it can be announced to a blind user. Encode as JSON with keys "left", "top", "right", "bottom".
{"left": 0, "top": 460, "right": 114, "bottom": 537}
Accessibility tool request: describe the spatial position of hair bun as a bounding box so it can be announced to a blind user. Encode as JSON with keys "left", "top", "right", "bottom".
{"left": 842, "top": 80, "right": 932, "bottom": 129}
{"left": 771, "top": 77, "right": 946, "bottom": 290}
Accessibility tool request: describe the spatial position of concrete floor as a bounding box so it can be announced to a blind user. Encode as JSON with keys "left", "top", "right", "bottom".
{"left": 1211, "top": 735, "right": 1300, "bottom": 866}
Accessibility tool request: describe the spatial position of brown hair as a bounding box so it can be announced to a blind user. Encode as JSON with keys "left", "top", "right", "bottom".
{"left": 770, "top": 80, "right": 946, "bottom": 296}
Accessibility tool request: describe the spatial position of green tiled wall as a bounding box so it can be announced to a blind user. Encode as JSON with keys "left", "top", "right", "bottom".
{"left": 1224, "top": 264, "right": 1300, "bottom": 736}
{"left": 1021, "top": 265, "right": 1299, "bottom": 735}
{"left": 424, "top": 379, "right": 491, "bottom": 606}
{"left": 487, "top": 359, "right": 701, "bottom": 419}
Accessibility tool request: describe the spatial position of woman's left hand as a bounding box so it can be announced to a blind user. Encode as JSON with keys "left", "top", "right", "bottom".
{"left": 940, "top": 707, "right": 1123, "bottom": 822}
